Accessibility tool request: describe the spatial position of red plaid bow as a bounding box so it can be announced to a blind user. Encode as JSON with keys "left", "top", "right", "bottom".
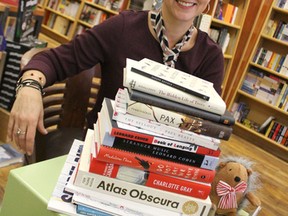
{"left": 216, "top": 180, "right": 248, "bottom": 209}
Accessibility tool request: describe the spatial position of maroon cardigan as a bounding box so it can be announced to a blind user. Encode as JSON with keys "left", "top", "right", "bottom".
{"left": 22, "top": 10, "right": 224, "bottom": 128}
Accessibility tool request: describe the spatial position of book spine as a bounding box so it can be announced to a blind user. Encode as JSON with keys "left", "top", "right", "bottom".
{"left": 76, "top": 204, "right": 110, "bottom": 216}
{"left": 130, "top": 67, "right": 209, "bottom": 101}
{"left": 104, "top": 137, "right": 219, "bottom": 169}
{"left": 74, "top": 169, "right": 212, "bottom": 215}
{"left": 111, "top": 107, "right": 219, "bottom": 150}
{"left": 108, "top": 100, "right": 220, "bottom": 151}
{"left": 89, "top": 160, "right": 211, "bottom": 199}
{"left": 124, "top": 69, "right": 226, "bottom": 115}
{"left": 70, "top": 184, "right": 181, "bottom": 216}
{"left": 95, "top": 145, "right": 216, "bottom": 182}
{"left": 99, "top": 112, "right": 221, "bottom": 158}
{"left": 116, "top": 89, "right": 232, "bottom": 140}
{"left": 129, "top": 89, "right": 235, "bottom": 126}
{"left": 103, "top": 128, "right": 221, "bottom": 157}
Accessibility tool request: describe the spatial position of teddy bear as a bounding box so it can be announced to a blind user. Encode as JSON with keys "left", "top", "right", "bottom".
{"left": 208, "top": 156, "right": 261, "bottom": 216}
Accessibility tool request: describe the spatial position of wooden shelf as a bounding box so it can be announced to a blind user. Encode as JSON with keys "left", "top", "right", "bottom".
{"left": 229, "top": 0, "right": 288, "bottom": 161}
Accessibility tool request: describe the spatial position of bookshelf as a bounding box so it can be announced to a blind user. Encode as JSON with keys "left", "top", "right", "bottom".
{"left": 228, "top": 0, "right": 288, "bottom": 162}
{"left": 205, "top": 0, "right": 250, "bottom": 98}
{"left": 38, "top": 0, "right": 154, "bottom": 44}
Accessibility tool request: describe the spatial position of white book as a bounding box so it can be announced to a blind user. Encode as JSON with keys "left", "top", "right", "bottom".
{"left": 69, "top": 131, "right": 212, "bottom": 216}
{"left": 47, "top": 139, "right": 83, "bottom": 216}
{"left": 124, "top": 58, "right": 226, "bottom": 115}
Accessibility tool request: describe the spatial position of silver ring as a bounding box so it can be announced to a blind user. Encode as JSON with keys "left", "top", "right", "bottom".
{"left": 16, "top": 128, "right": 26, "bottom": 136}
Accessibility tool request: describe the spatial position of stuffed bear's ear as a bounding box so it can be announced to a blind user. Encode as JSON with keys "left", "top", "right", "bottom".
{"left": 247, "top": 168, "right": 252, "bottom": 176}
{"left": 218, "top": 162, "right": 226, "bottom": 168}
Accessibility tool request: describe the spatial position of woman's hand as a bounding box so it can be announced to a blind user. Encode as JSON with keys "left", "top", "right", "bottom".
{"left": 7, "top": 87, "right": 47, "bottom": 155}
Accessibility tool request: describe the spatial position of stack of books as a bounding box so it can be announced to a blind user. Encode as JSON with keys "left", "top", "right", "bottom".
{"left": 48, "top": 58, "right": 235, "bottom": 216}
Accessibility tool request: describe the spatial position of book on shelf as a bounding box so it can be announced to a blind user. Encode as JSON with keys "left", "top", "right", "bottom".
{"left": 104, "top": 97, "right": 220, "bottom": 151}
{"left": 52, "top": 16, "right": 70, "bottom": 35}
{"left": 258, "top": 116, "right": 276, "bottom": 134}
{"left": 129, "top": 89, "right": 235, "bottom": 126}
{"left": 14, "top": 0, "right": 38, "bottom": 42}
{"left": 0, "top": 144, "right": 23, "bottom": 168}
{"left": 124, "top": 58, "right": 226, "bottom": 115}
{"left": 116, "top": 88, "right": 233, "bottom": 140}
{"left": 70, "top": 130, "right": 212, "bottom": 215}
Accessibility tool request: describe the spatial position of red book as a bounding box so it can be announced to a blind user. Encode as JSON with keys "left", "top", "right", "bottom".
{"left": 93, "top": 140, "right": 215, "bottom": 183}
{"left": 89, "top": 159, "right": 211, "bottom": 199}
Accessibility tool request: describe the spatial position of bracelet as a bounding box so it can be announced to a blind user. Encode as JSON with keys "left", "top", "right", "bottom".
{"left": 15, "top": 77, "right": 45, "bottom": 97}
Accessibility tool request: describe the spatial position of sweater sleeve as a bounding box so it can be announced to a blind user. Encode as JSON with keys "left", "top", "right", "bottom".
{"left": 21, "top": 13, "right": 125, "bottom": 87}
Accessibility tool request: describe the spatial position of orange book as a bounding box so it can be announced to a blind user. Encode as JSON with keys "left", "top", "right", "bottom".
{"left": 223, "top": 3, "right": 235, "bottom": 23}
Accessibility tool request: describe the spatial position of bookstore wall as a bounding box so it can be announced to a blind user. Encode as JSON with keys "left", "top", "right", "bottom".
{"left": 228, "top": 0, "right": 288, "bottom": 162}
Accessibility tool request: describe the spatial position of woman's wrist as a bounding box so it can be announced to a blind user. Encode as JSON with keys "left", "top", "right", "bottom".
{"left": 16, "top": 71, "right": 46, "bottom": 97}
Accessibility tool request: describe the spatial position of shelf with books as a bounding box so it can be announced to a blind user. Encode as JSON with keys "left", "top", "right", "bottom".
{"left": 228, "top": 1, "right": 288, "bottom": 162}
{"left": 39, "top": 0, "right": 131, "bottom": 43}
{"left": 207, "top": 0, "right": 250, "bottom": 98}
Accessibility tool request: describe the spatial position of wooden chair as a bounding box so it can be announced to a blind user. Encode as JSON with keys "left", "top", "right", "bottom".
{"left": 21, "top": 48, "right": 101, "bottom": 163}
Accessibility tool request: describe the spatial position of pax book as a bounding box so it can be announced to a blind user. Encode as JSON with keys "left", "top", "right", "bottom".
{"left": 123, "top": 58, "right": 226, "bottom": 115}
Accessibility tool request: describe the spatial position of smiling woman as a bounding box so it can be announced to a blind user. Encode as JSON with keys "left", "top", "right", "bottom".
{"left": 7, "top": 0, "right": 224, "bottom": 158}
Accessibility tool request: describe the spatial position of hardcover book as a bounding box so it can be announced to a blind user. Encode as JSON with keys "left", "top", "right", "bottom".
{"left": 104, "top": 97, "right": 220, "bottom": 150}
{"left": 72, "top": 130, "right": 212, "bottom": 215}
{"left": 116, "top": 88, "right": 233, "bottom": 140}
{"left": 129, "top": 89, "right": 235, "bottom": 126}
{"left": 129, "top": 58, "right": 212, "bottom": 101}
{"left": 124, "top": 58, "right": 226, "bottom": 115}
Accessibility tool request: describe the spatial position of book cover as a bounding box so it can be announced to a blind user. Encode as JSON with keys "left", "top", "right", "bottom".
{"left": 124, "top": 59, "right": 226, "bottom": 115}
{"left": 116, "top": 88, "right": 232, "bottom": 140}
{"left": 129, "top": 89, "right": 235, "bottom": 126}
{"left": 105, "top": 98, "right": 220, "bottom": 150}
{"left": 128, "top": 58, "right": 212, "bottom": 101}
{"left": 14, "top": 0, "right": 38, "bottom": 42}
{"left": 73, "top": 131, "right": 212, "bottom": 215}
{"left": 0, "top": 144, "right": 23, "bottom": 168}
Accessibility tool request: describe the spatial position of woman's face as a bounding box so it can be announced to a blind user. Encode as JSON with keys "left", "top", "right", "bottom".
{"left": 162, "top": 0, "right": 210, "bottom": 22}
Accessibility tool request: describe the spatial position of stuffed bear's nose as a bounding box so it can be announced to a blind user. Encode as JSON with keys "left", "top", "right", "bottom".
{"left": 234, "top": 176, "right": 241, "bottom": 182}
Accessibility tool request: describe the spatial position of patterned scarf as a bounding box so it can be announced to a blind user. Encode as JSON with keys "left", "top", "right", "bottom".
{"left": 150, "top": 10, "right": 194, "bottom": 68}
